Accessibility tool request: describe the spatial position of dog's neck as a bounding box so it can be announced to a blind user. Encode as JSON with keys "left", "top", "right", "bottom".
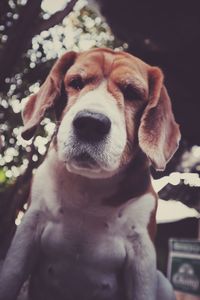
{"left": 104, "top": 152, "right": 153, "bottom": 206}
{"left": 45, "top": 147, "right": 153, "bottom": 209}
{"left": 41, "top": 147, "right": 157, "bottom": 238}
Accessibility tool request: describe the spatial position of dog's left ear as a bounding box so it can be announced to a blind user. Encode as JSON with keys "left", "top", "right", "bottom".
{"left": 138, "top": 67, "right": 181, "bottom": 171}
{"left": 21, "top": 51, "right": 77, "bottom": 140}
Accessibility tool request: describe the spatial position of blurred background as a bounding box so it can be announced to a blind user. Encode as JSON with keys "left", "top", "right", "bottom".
{"left": 0, "top": 0, "right": 200, "bottom": 293}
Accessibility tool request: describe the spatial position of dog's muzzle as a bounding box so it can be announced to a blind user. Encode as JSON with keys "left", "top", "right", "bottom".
{"left": 57, "top": 99, "right": 127, "bottom": 178}
{"left": 73, "top": 110, "right": 111, "bottom": 142}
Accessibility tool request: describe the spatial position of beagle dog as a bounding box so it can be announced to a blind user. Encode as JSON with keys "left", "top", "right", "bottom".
{"left": 0, "top": 48, "right": 180, "bottom": 300}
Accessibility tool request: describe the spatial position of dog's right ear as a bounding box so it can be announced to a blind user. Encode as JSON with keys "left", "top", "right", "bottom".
{"left": 21, "top": 51, "right": 77, "bottom": 140}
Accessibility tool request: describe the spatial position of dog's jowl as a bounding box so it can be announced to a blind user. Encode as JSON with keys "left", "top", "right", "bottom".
{"left": 0, "top": 48, "right": 180, "bottom": 300}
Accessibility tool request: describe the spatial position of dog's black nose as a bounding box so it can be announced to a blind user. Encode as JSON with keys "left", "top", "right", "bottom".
{"left": 73, "top": 110, "right": 111, "bottom": 142}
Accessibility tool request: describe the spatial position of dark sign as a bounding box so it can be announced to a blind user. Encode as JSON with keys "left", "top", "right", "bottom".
{"left": 168, "top": 239, "right": 200, "bottom": 296}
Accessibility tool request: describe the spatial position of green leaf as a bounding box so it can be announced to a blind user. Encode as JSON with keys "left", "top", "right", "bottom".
{"left": 0, "top": 168, "right": 6, "bottom": 183}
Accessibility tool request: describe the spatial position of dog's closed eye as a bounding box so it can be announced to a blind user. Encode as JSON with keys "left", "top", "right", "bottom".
{"left": 120, "top": 84, "right": 143, "bottom": 102}
{"left": 68, "top": 76, "right": 85, "bottom": 90}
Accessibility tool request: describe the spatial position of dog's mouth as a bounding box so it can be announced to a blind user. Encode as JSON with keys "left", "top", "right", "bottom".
{"left": 73, "top": 152, "right": 98, "bottom": 169}
{"left": 65, "top": 151, "right": 103, "bottom": 177}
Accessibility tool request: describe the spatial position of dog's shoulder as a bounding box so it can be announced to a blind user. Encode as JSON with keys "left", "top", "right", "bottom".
{"left": 115, "top": 194, "right": 156, "bottom": 230}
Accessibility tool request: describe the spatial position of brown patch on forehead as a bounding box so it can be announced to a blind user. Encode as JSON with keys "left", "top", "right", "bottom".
{"left": 75, "top": 48, "right": 116, "bottom": 78}
{"left": 86, "top": 48, "right": 149, "bottom": 76}
{"left": 110, "top": 55, "right": 149, "bottom": 99}
{"left": 102, "top": 51, "right": 116, "bottom": 77}
{"left": 112, "top": 55, "right": 148, "bottom": 80}
{"left": 66, "top": 48, "right": 149, "bottom": 85}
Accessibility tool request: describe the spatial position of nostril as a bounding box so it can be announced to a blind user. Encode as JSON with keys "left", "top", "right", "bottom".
{"left": 91, "top": 115, "right": 111, "bottom": 135}
{"left": 73, "top": 115, "right": 89, "bottom": 131}
{"left": 73, "top": 110, "right": 111, "bottom": 142}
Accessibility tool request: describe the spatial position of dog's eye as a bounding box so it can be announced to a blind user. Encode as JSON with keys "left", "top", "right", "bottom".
{"left": 69, "top": 77, "right": 84, "bottom": 90}
{"left": 121, "top": 84, "right": 142, "bottom": 101}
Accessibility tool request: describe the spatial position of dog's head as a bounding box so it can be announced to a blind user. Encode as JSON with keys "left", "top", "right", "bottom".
{"left": 22, "top": 48, "right": 180, "bottom": 178}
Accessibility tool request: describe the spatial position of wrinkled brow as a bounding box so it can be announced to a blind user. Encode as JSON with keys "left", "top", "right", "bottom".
{"left": 65, "top": 62, "right": 103, "bottom": 83}
{"left": 112, "top": 71, "right": 148, "bottom": 99}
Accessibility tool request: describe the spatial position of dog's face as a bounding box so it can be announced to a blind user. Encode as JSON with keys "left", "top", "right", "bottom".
{"left": 57, "top": 50, "right": 149, "bottom": 178}
{"left": 22, "top": 48, "right": 180, "bottom": 178}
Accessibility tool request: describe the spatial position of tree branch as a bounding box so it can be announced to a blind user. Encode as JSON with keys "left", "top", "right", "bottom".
{"left": 0, "top": 0, "right": 43, "bottom": 91}
{"left": 34, "top": 0, "right": 79, "bottom": 36}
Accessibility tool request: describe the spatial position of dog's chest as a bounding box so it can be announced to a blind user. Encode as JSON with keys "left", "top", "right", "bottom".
{"left": 41, "top": 209, "right": 126, "bottom": 264}
{"left": 31, "top": 208, "right": 128, "bottom": 300}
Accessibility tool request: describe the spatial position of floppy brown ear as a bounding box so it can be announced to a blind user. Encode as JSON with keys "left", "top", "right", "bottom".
{"left": 21, "top": 51, "right": 77, "bottom": 140}
{"left": 138, "top": 67, "right": 181, "bottom": 171}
